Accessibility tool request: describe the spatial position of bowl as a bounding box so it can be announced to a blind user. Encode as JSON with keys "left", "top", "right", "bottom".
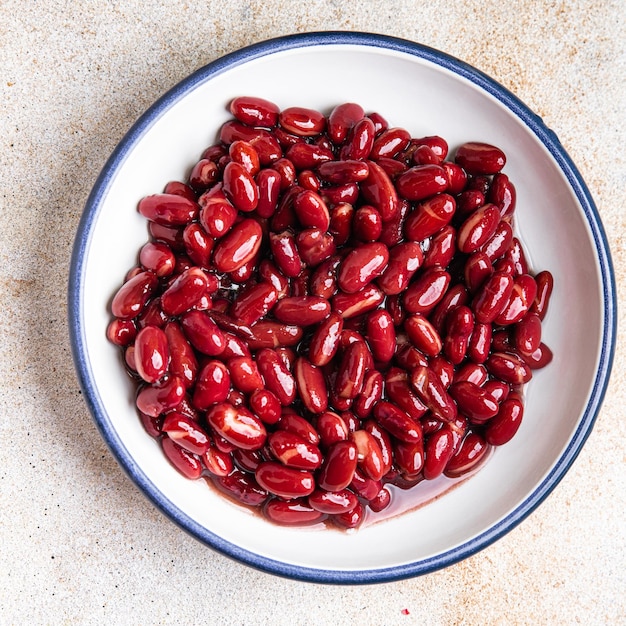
{"left": 68, "top": 31, "right": 616, "bottom": 583}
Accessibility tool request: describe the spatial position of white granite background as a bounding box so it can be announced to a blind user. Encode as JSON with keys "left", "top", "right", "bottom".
{"left": 1, "top": 1, "right": 625, "bottom": 624}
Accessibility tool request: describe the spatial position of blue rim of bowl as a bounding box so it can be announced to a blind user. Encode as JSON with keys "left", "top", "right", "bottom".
{"left": 68, "top": 31, "right": 616, "bottom": 584}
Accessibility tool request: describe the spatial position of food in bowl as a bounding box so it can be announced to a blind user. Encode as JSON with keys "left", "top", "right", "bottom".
{"left": 106, "top": 95, "right": 553, "bottom": 528}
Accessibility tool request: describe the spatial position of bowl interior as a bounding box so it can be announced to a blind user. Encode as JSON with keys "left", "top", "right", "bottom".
{"left": 73, "top": 36, "right": 611, "bottom": 581}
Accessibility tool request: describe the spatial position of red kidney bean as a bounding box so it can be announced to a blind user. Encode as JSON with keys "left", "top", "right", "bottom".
{"left": 379, "top": 198, "right": 409, "bottom": 247}
{"left": 327, "top": 102, "right": 364, "bottom": 144}
{"left": 107, "top": 318, "right": 137, "bottom": 347}
{"left": 180, "top": 310, "right": 226, "bottom": 356}
{"left": 247, "top": 321, "right": 303, "bottom": 350}
{"left": 202, "top": 445, "right": 233, "bottom": 477}
{"left": 351, "top": 429, "right": 385, "bottom": 481}
{"left": 316, "top": 411, "right": 349, "bottom": 448}
{"left": 359, "top": 160, "right": 399, "bottom": 221}
{"left": 198, "top": 185, "right": 238, "bottom": 239}
{"left": 254, "top": 348, "right": 295, "bottom": 406}
{"left": 161, "top": 437, "right": 203, "bottom": 479}
{"left": 385, "top": 368, "right": 429, "bottom": 420}
{"left": 162, "top": 411, "right": 210, "bottom": 456}
{"left": 353, "top": 205, "right": 382, "bottom": 242}
{"left": 318, "top": 160, "right": 370, "bottom": 185}
{"left": 521, "top": 342, "right": 554, "bottom": 370}
{"left": 404, "top": 314, "right": 442, "bottom": 357}
{"left": 188, "top": 158, "right": 219, "bottom": 190}
{"left": 495, "top": 274, "right": 537, "bottom": 325}
{"left": 377, "top": 241, "right": 423, "bottom": 296}
{"left": 423, "top": 428, "right": 455, "bottom": 480}
{"left": 160, "top": 267, "right": 209, "bottom": 316}
{"left": 294, "top": 357, "right": 328, "bottom": 414}
{"left": 267, "top": 230, "right": 301, "bottom": 278}
{"left": 423, "top": 225, "right": 456, "bottom": 269}
{"left": 296, "top": 228, "right": 336, "bottom": 267}
{"left": 449, "top": 381, "right": 498, "bottom": 422}
{"left": 138, "top": 193, "right": 199, "bottom": 226}
{"left": 396, "top": 164, "right": 448, "bottom": 202}
{"left": 482, "top": 220, "right": 513, "bottom": 261}
{"left": 332, "top": 285, "right": 385, "bottom": 319}
{"left": 443, "top": 305, "right": 474, "bottom": 365}
{"left": 257, "top": 260, "right": 289, "bottom": 300}
{"left": 457, "top": 204, "right": 501, "bottom": 254}
{"left": 249, "top": 389, "right": 282, "bottom": 425}
{"left": 182, "top": 223, "right": 213, "bottom": 268}
{"left": 485, "top": 351, "right": 532, "bottom": 384}
{"left": 192, "top": 360, "right": 230, "bottom": 409}
{"left": 331, "top": 501, "right": 364, "bottom": 529}
{"left": 322, "top": 183, "right": 360, "bottom": 207}
{"left": 341, "top": 116, "right": 376, "bottom": 160}
{"left": 293, "top": 189, "right": 331, "bottom": 231}
{"left": 412, "top": 145, "right": 440, "bottom": 166}
{"left": 513, "top": 311, "right": 542, "bottom": 354}
{"left": 464, "top": 251, "right": 493, "bottom": 293}
{"left": 411, "top": 365, "right": 457, "bottom": 422}
{"left": 255, "top": 168, "right": 281, "bottom": 218}
{"left": 230, "top": 96, "right": 279, "bottom": 128}
{"left": 350, "top": 467, "right": 381, "bottom": 501}
{"left": 212, "top": 218, "right": 262, "bottom": 273}
{"left": 140, "top": 241, "right": 176, "bottom": 277}
{"left": 304, "top": 312, "right": 341, "bottom": 367}
{"left": 133, "top": 325, "right": 169, "bottom": 384}
{"left": 455, "top": 142, "right": 506, "bottom": 175}
{"left": 263, "top": 498, "right": 326, "bottom": 526}
{"left": 488, "top": 172, "right": 516, "bottom": 218}
{"left": 366, "top": 310, "right": 396, "bottom": 362}
{"left": 370, "top": 127, "right": 411, "bottom": 159}
{"left": 111, "top": 271, "right": 158, "bottom": 319}
{"left": 136, "top": 375, "right": 185, "bottom": 417}
{"left": 404, "top": 193, "right": 456, "bottom": 242}
{"left": 222, "top": 122, "right": 284, "bottom": 164}
{"left": 472, "top": 271, "right": 515, "bottom": 324}
{"left": 297, "top": 169, "right": 320, "bottom": 191}
{"left": 226, "top": 356, "right": 262, "bottom": 394}
{"left": 229, "top": 140, "right": 261, "bottom": 176}
{"left": 374, "top": 401, "right": 422, "bottom": 443}
{"left": 403, "top": 267, "right": 451, "bottom": 314}
{"left": 335, "top": 340, "right": 370, "bottom": 399}
{"left": 207, "top": 402, "right": 267, "bottom": 450}
{"left": 393, "top": 439, "right": 425, "bottom": 476}
{"left": 483, "top": 380, "right": 510, "bottom": 404}
{"left": 230, "top": 282, "right": 277, "bottom": 326}
{"left": 352, "top": 370, "right": 384, "bottom": 419}
{"left": 444, "top": 432, "right": 490, "bottom": 477}
{"left": 308, "top": 488, "right": 358, "bottom": 515}
{"left": 268, "top": 430, "right": 322, "bottom": 470}
{"left": 456, "top": 189, "right": 485, "bottom": 216}
{"left": 429, "top": 354, "right": 455, "bottom": 389}
{"left": 212, "top": 470, "right": 268, "bottom": 507}
{"left": 272, "top": 158, "right": 297, "bottom": 191}
{"left": 442, "top": 161, "right": 467, "bottom": 194}
{"left": 530, "top": 270, "right": 554, "bottom": 320}
{"left": 484, "top": 392, "right": 524, "bottom": 445}
{"left": 272, "top": 296, "right": 330, "bottom": 326}
{"left": 308, "top": 256, "right": 339, "bottom": 299}
{"left": 164, "top": 179, "right": 196, "bottom": 201}
{"left": 279, "top": 106, "right": 326, "bottom": 137}
{"left": 467, "top": 321, "right": 492, "bottom": 364}
{"left": 504, "top": 237, "right": 529, "bottom": 276}
{"left": 317, "top": 441, "right": 358, "bottom": 492}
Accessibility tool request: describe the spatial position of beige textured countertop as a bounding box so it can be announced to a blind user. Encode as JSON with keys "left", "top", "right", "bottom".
{"left": 1, "top": 2, "right": 624, "bottom": 624}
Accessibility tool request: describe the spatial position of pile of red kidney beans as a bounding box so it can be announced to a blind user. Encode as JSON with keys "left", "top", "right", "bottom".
{"left": 107, "top": 97, "right": 554, "bottom": 528}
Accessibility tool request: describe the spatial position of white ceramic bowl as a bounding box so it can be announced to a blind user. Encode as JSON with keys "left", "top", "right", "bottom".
{"left": 69, "top": 32, "right": 616, "bottom": 583}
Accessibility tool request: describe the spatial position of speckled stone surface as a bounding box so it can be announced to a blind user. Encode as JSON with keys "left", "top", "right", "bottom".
{"left": 1, "top": 2, "right": 624, "bottom": 624}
